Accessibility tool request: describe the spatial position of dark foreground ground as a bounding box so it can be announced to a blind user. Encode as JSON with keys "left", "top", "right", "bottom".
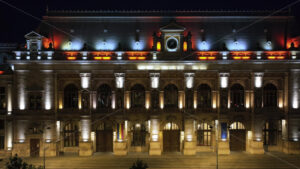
{"left": 1, "top": 152, "right": 300, "bottom": 169}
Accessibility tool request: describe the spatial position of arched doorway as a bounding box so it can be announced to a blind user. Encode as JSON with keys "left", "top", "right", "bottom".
{"left": 130, "top": 123, "right": 147, "bottom": 147}
{"left": 229, "top": 122, "right": 246, "bottom": 151}
{"left": 163, "top": 122, "right": 180, "bottom": 152}
{"left": 197, "top": 122, "right": 212, "bottom": 146}
{"left": 96, "top": 122, "right": 113, "bottom": 152}
{"left": 64, "top": 122, "right": 79, "bottom": 147}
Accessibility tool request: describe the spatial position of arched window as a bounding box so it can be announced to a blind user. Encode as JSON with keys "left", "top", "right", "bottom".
{"left": 197, "top": 84, "right": 212, "bottom": 108}
{"left": 64, "top": 84, "right": 78, "bottom": 109}
{"left": 197, "top": 123, "right": 212, "bottom": 146}
{"left": 164, "top": 84, "right": 178, "bottom": 108}
{"left": 64, "top": 122, "right": 79, "bottom": 147}
{"left": 230, "top": 122, "right": 245, "bottom": 130}
{"left": 131, "top": 84, "right": 145, "bottom": 108}
{"left": 163, "top": 122, "right": 179, "bottom": 130}
{"left": 0, "top": 87, "right": 6, "bottom": 110}
{"left": 263, "top": 83, "right": 277, "bottom": 107}
{"left": 230, "top": 84, "right": 244, "bottom": 109}
{"left": 97, "top": 84, "right": 112, "bottom": 108}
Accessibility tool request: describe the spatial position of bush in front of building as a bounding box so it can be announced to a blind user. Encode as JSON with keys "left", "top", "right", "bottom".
{"left": 6, "top": 154, "right": 43, "bottom": 169}
{"left": 129, "top": 159, "right": 148, "bottom": 169}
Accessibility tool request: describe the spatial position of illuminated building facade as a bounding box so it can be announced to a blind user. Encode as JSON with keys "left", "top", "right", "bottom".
{"left": 0, "top": 10, "right": 300, "bottom": 157}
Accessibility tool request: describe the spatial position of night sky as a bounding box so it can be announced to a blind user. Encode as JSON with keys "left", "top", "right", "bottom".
{"left": 0, "top": 0, "right": 300, "bottom": 43}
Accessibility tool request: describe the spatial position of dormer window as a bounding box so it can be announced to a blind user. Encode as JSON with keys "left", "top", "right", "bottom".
{"left": 24, "top": 31, "right": 43, "bottom": 51}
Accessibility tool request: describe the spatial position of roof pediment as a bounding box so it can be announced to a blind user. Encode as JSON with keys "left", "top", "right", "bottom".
{"left": 24, "top": 31, "right": 43, "bottom": 39}
{"left": 160, "top": 22, "right": 186, "bottom": 32}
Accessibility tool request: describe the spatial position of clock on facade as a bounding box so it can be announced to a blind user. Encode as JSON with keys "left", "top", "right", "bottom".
{"left": 166, "top": 37, "right": 179, "bottom": 52}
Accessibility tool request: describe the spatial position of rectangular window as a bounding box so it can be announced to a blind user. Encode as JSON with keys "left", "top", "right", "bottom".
{"left": 28, "top": 93, "right": 42, "bottom": 110}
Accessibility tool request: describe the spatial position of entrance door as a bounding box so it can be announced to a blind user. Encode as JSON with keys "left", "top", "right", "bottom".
{"left": 163, "top": 130, "right": 180, "bottom": 152}
{"left": 30, "top": 139, "right": 40, "bottom": 157}
{"left": 163, "top": 122, "right": 180, "bottom": 152}
{"left": 96, "top": 130, "right": 113, "bottom": 152}
{"left": 230, "top": 130, "right": 246, "bottom": 151}
{"left": 229, "top": 122, "right": 246, "bottom": 151}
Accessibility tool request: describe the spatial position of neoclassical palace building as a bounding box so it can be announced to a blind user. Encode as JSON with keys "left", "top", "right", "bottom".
{"left": 0, "top": 10, "right": 300, "bottom": 157}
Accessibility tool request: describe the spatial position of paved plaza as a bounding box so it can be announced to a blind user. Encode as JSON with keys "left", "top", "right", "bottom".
{"left": 1, "top": 152, "right": 300, "bottom": 169}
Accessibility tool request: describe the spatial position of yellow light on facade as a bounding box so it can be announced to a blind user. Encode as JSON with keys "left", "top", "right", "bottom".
{"left": 183, "top": 41, "right": 188, "bottom": 52}
{"left": 81, "top": 119, "right": 91, "bottom": 142}
{"left": 160, "top": 92, "right": 164, "bottom": 109}
{"left": 157, "top": 42, "right": 161, "bottom": 51}
{"left": 186, "top": 135, "right": 192, "bottom": 142}
{"left": 247, "top": 131, "right": 252, "bottom": 140}
{"left": 220, "top": 73, "right": 229, "bottom": 88}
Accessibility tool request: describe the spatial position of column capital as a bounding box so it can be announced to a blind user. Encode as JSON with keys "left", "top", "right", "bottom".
{"left": 219, "top": 72, "right": 230, "bottom": 77}
{"left": 254, "top": 72, "right": 264, "bottom": 77}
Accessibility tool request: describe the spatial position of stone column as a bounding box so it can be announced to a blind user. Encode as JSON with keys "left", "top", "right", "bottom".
{"left": 159, "top": 91, "right": 164, "bottom": 109}
{"left": 145, "top": 91, "right": 151, "bottom": 109}
{"left": 283, "top": 70, "right": 300, "bottom": 154}
{"left": 248, "top": 72, "right": 264, "bottom": 154}
{"left": 217, "top": 73, "right": 230, "bottom": 154}
{"left": 125, "top": 91, "right": 130, "bottom": 109}
{"left": 7, "top": 83, "right": 12, "bottom": 115}
{"left": 79, "top": 117, "right": 93, "bottom": 156}
{"left": 43, "top": 71, "right": 53, "bottom": 110}
{"left": 6, "top": 120, "right": 13, "bottom": 151}
{"left": 12, "top": 120, "right": 29, "bottom": 157}
{"left": 178, "top": 91, "right": 184, "bottom": 109}
{"left": 183, "top": 118, "right": 196, "bottom": 155}
{"left": 149, "top": 117, "right": 161, "bottom": 155}
{"left": 219, "top": 73, "right": 229, "bottom": 111}
{"left": 17, "top": 71, "right": 26, "bottom": 110}
{"left": 92, "top": 91, "right": 97, "bottom": 110}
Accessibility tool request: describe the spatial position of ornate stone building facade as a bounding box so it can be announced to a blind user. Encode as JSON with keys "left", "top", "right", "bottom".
{"left": 0, "top": 10, "right": 300, "bottom": 157}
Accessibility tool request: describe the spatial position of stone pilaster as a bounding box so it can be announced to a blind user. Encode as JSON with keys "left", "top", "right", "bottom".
{"left": 149, "top": 117, "right": 161, "bottom": 155}
{"left": 183, "top": 118, "right": 196, "bottom": 155}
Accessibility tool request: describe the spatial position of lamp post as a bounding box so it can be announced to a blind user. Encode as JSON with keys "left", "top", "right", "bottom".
{"left": 215, "top": 119, "right": 219, "bottom": 169}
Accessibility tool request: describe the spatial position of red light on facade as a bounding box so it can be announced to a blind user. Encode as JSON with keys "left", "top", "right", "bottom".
{"left": 231, "top": 52, "right": 252, "bottom": 60}
{"left": 196, "top": 52, "right": 218, "bottom": 60}
{"left": 0, "top": 71, "right": 4, "bottom": 75}
{"left": 183, "top": 41, "right": 188, "bottom": 52}
{"left": 265, "top": 51, "right": 286, "bottom": 60}
{"left": 65, "top": 52, "right": 78, "bottom": 60}
{"left": 157, "top": 42, "right": 161, "bottom": 51}
{"left": 126, "top": 52, "right": 148, "bottom": 60}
